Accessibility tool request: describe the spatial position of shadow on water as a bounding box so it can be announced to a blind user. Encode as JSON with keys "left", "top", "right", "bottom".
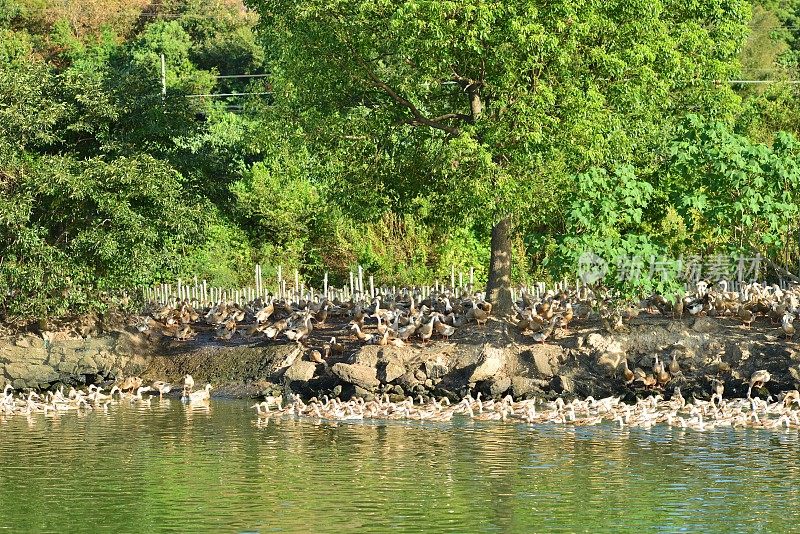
{"left": 0, "top": 400, "right": 798, "bottom": 533}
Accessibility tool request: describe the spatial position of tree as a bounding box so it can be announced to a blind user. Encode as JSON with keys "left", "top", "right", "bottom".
{"left": 249, "top": 0, "right": 750, "bottom": 312}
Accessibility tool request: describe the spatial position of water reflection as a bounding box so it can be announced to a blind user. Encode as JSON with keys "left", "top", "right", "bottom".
{"left": 0, "top": 401, "right": 798, "bottom": 533}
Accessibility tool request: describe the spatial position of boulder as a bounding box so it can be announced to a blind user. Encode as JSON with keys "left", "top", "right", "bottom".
{"left": 331, "top": 363, "right": 380, "bottom": 390}
{"left": 396, "top": 371, "right": 419, "bottom": 389}
{"left": 469, "top": 347, "right": 503, "bottom": 382}
{"left": 489, "top": 376, "right": 511, "bottom": 397}
{"left": 530, "top": 345, "right": 562, "bottom": 377}
{"left": 550, "top": 374, "right": 575, "bottom": 394}
{"left": 284, "top": 360, "right": 317, "bottom": 383}
{"left": 380, "top": 361, "right": 406, "bottom": 383}
{"left": 353, "top": 385, "right": 375, "bottom": 401}
{"left": 424, "top": 358, "right": 449, "bottom": 381}
{"left": 511, "top": 376, "right": 548, "bottom": 398}
{"left": 352, "top": 346, "right": 381, "bottom": 367}
{"left": 57, "top": 360, "right": 77, "bottom": 375}
{"left": 122, "top": 355, "right": 149, "bottom": 376}
{"left": 4, "top": 362, "right": 59, "bottom": 387}
{"left": 76, "top": 355, "right": 99, "bottom": 374}
{"left": 94, "top": 351, "right": 116, "bottom": 374}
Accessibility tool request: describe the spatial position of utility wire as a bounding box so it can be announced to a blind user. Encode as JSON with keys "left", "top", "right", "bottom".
{"left": 726, "top": 79, "right": 800, "bottom": 84}
{"left": 185, "top": 91, "right": 272, "bottom": 98}
{"left": 213, "top": 73, "right": 270, "bottom": 79}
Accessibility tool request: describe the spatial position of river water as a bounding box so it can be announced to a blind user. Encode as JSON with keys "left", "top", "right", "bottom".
{"left": 0, "top": 399, "right": 798, "bottom": 533}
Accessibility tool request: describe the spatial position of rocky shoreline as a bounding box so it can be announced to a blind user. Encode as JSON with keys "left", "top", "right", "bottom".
{"left": 2, "top": 313, "right": 798, "bottom": 403}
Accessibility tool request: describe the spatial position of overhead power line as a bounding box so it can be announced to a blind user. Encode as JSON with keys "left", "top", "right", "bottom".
{"left": 726, "top": 79, "right": 800, "bottom": 84}
{"left": 185, "top": 91, "right": 272, "bottom": 98}
{"left": 213, "top": 74, "right": 270, "bottom": 79}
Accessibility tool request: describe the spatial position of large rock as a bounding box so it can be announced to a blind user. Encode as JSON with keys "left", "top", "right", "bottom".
{"left": 380, "top": 361, "right": 406, "bottom": 383}
{"left": 530, "top": 345, "right": 562, "bottom": 377}
{"left": 469, "top": 346, "right": 503, "bottom": 382}
{"left": 550, "top": 374, "right": 575, "bottom": 394}
{"left": 489, "top": 376, "right": 511, "bottom": 397}
{"left": 331, "top": 363, "right": 380, "bottom": 390}
{"left": 76, "top": 354, "right": 99, "bottom": 374}
{"left": 396, "top": 371, "right": 419, "bottom": 389}
{"left": 352, "top": 346, "right": 381, "bottom": 367}
{"left": 284, "top": 360, "right": 317, "bottom": 383}
{"left": 57, "top": 360, "right": 77, "bottom": 375}
{"left": 424, "top": 358, "right": 449, "bottom": 381}
{"left": 0, "top": 343, "right": 47, "bottom": 366}
{"left": 4, "top": 362, "right": 59, "bottom": 387}
{"left": 122, "top": 355, "right": 149, "bottom": 376}
{"left": 511, "top": 376, "right": 548, "bottom": 398}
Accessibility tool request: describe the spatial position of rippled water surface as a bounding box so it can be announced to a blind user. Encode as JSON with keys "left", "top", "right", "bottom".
{"left": 1, "top": 400, "right": 799, "bottom": 532}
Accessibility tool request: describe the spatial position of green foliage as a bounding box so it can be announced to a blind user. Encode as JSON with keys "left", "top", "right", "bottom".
{"left": 552, "top": 115, "right": 800, "bottom": 300}
{"left": 0, "top": 152, "right": 203, "bottom": 318}
{"left": 557, "top": 166, "right": 680, "bottom": 299}
{"left": 665, "top": 114, "right": 800, "bottom": 262}
{"left": 249, "top": 0, "right": 751, "bottom": 296}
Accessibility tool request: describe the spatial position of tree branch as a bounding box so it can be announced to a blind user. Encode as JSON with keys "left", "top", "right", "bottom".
{"left": 429, "top": 112, "right": 472, "bottom": 123}
{"left": 349, "top": 52, "right": 462, "bottom": 136}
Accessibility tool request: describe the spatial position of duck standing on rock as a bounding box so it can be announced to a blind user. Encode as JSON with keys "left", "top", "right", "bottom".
{"left": 748, "top": 370, "right": 771, "bottom": 399}
{"left": 560, "top": 303, "right": 574, "bottom": 330}
{"left": 622, "top": 360, "right": 635, "bottom": 385}
{"left": 350, "top": 322, "right": 374, "bottom": 343}
{"left": 653, "top": 355, "right": 670, "bottom": 386}
{"left": 781, "top": 313, "right": 795, "bottom": 340}
{"left": 418, "top": 316, "right": 436, "bottom": 344}
{"left": 471, "top": 301, "right": 491, "bottom": 327}
{"left": 531, "top": 316, "right": 560, "bottom": 344}
{"left": 433, "top": 315, "right": 456, "bottom": 341}
{"left": 285, "top": 314, "right": 313, "bottom": 343}
{"left": 711, "top": 379, "right": 724, "bottom": 405}
{"left": 738, "top": 306, "right": 755, "bottom": 329}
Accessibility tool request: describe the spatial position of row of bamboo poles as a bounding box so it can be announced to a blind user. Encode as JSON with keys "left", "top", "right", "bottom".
{"left": 141, "top": 264, "right": 796, "bottom": 309}
{"left": 142, "top": 264, "right": 571, "bottom": 308}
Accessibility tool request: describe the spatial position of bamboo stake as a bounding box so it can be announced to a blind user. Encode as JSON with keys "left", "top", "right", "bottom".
{"left": 278, "top": 265, "right": 283, "bottom": 299}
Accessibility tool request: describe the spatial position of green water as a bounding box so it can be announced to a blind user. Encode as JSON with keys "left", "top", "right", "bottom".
{"left": 1, "top": 400, "right": 798, "bottom": 533}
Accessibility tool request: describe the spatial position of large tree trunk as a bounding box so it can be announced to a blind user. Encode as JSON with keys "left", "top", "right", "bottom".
{"left": 485, "top": 216, "right": 514, "bottom": 315}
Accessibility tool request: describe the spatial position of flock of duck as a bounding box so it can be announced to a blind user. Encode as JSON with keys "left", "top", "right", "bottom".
{"left": 4, "top": 279, "right": 799, "bottom": 432}
{"left": 2, "top": 373, "right": 799, "bottom": 433}
{"left": 142, "top": 279, "right": 799, "bottom": 353}
{"left": 252, "top": 384, "right": 800, "bottom": 432}
{"left": 142, "top": 286, "right": 490, "bottom": 346}
{"left": 0, "top": 375, "right": 211, "bottom": 418}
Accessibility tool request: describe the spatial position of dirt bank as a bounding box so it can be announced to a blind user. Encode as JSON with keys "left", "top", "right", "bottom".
{"left": 1, "top": 314, "right": 798, "bottom": 401}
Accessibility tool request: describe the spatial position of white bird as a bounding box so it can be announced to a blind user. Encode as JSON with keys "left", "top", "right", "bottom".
{"left": 186, "top": 384, "right": 212, "bottom": 403}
